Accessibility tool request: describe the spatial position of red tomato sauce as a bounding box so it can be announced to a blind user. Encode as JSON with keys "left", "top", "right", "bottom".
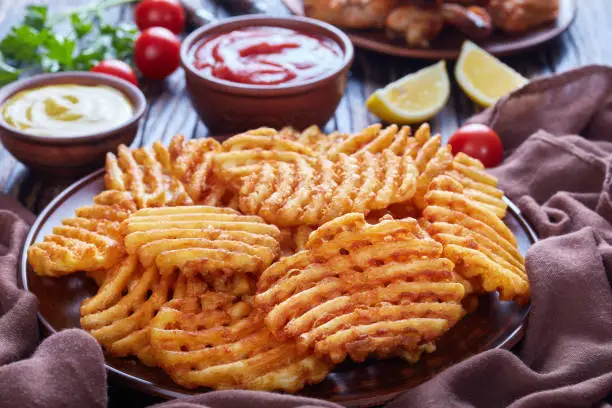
{"left": 192, "top": 26, "right": 344, "bottom": 85}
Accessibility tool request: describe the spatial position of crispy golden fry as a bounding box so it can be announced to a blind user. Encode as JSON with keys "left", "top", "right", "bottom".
{"left": 222, "top": 128, "right": 317, "bottom": 156}
{"left": 212, "top": 128, "right": 319, "bottom": 185}
{"left": 315, "top": 124, "right": 412, "bottom": 160}
{"left": 105, "top": 144, "right": 192, "bottom": 208}
{"left": 378, "top": 123, "right": 507, "bottom": 218}
{"left": 161, "top": 135, "right": 236, "bottom": 208}
{"left": 212, "top": 150, "right": 312, "bottom": 181}
{"left": 256, "top": 213, "right": 465, "bottom": 364}
{"left": 423, "top": 175, "right": 528, "bottom": 302}
{"left": 123, "top": 206, "right": 281, "bottom": 278}
{"left": 80, "top": 256, "right": 175, "bottom": 366}
{"left": 282, "top": 125, "right": 338, "bottom": 155}
{"left": 232, "top": 150, "right": 418, "bottom": 227}
{"left": 278, "top": 226, "right": 316, "bottom": 258}
{"left": 28, "top": 190, "right": 136, "bottom": 277}
{"left": 447, "top": 152, "right": 507, "bottom": 218}
{"left": 218, "top": 125, "right": 414, "bottom": 164}
{"left": 150, "top": 293, "right": 333, "bottom": 391}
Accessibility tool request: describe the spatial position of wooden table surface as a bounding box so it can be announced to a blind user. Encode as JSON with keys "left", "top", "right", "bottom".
{"left": 0, "top": 0, "right": 608, "bottom": 214}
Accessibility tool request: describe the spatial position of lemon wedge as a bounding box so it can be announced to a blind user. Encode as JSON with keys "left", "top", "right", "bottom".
{"left": 366, "top": 60, "right": 450, "bottom": 124}
{"left": 455, "top": 41, "right": 528, "bottom": 107}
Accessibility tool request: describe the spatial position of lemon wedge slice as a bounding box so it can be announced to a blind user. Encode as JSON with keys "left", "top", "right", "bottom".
{"left": 455, "top": 41, "right": 528, "bottom": 107}
{"left": 366, "top": 60, "right": 450, "bottom": 124}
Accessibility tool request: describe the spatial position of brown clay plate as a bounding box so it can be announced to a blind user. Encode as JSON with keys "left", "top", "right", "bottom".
{"left": 282, "top": 0, "right": 576, "bottom": 59}
{"left": 20, "top": 168, "right": 537, "bottom": 407}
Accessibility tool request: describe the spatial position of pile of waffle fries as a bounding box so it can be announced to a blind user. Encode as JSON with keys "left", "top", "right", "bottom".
{"left": 27, "top": 123, "right": 529, "bottom": 392}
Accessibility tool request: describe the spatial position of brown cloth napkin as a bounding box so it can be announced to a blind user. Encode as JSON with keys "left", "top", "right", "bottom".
{"left": 0, "top": 195, "right": 107, "bottom": 408}
{"left": 2, "top": 65, "right": 612, "bottom": 408}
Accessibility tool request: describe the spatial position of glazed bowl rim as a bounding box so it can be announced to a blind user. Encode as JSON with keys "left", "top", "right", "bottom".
{"left": 0, "top": 71, "right": 147, "bottom": 145}
{"left": 180, "top": 15, "right": 355, "bottom": 96}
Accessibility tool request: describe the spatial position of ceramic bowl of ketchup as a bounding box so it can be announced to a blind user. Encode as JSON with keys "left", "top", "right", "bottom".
{"left": 181, "top": 15, "right": 354, "bottom": 134}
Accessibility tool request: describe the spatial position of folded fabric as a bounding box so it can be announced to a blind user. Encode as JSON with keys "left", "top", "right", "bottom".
{"left": 0, "top": 200, "right": 107, "bottom": 408}
{"left": 2, "top": 65, "right": 612, "bottom": 408}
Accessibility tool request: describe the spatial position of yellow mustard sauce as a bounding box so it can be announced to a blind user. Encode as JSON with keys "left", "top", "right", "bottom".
{"left": 1, "top": 84, "right": 134, "bottom": 137}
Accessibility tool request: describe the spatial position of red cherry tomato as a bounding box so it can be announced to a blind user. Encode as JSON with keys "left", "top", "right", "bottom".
{"left": 448, "top": 124, "right": 503, "bottom": 168}
{"left": 134, "top": 27, "right": 181, "bottom": 80}
{"left": 90, "top": 60, "right": 138, "bottom": 86}
{"left": 134, "top": 0, "right": 185, "bottom": 34}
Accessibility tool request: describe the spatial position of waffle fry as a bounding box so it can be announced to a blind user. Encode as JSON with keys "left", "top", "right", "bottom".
{"left": 278, "top": 226, "right": 316, "bottom": 257}
{"left": 150, "top": 293, "right": 333, "bottom": 391}
{"left": 413, "top": 140, "right": 455, "bottom": 211}
{"left": 232, "top": 150, "right": 418, "bottom": 227}
{"left": 79, "top": 256, "right": 175, "bottom": 366}
{"left": 325, "top": 124, "right": 416, "bottom": 160}
{"left": 256, "top": 213, "right": 466, "bottom": 364}
{"left": 225, "top": 124, "right": 415, "bottom": 160}
{"left": 423, "top": 175, "right": 528, "bottom": 302}
{"left": 447, "top": 153, "right": 507, "bottom": 218}
{"left": 28, "top": 190, "right": 136, "bottom": 277}
{"left": 105, "top": 144, "right": 193, "bottom": 208}
{"left": 285, "top": 125, "right": 339, "bottom": 155}
{"left": 123, "top": 206, "right": 281, "bottom": 278}
{"left": 222, "top": 127, "right": 317, "bottom": 156}
{"left": 160, "top": 135, "right": 234, "bottom": 208}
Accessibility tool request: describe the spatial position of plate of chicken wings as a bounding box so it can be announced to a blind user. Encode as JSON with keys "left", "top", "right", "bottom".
{"left": 282, "top": 0, "right": 576, "bottom": 58}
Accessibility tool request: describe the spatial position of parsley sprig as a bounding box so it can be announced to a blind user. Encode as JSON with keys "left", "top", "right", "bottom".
{"left": 0, "top": 0, "right": 139, "bottom": 86}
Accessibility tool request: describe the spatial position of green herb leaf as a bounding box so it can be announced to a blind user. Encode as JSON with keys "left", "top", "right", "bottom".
{"left": 41, "top": 56, "right": 60, "bottom": 73}
{"left": 0, "top": 26, "right": 48, "bottom": 64}
{"left": 74, "top": 40, "right": 109, "bottom": 70}
{"left": 100, "top": 24, "right": 115, "bottom": 36}
{"left": 0, "top": 1, "right": 139, "bottom": 79}
{"left": 44, "top": 35, "right": 76, "bottom": 70}
{"left": 24, "top": 5, "right": 48, "bottom": 30}
{"left": 110, "top": 24, "right": 138, "bottom": 61}
{"left": 70, "top": 13, "right": 93, "bottom": 38}
{"left": 0, "top": 54, "right": 21, "bottom": 85}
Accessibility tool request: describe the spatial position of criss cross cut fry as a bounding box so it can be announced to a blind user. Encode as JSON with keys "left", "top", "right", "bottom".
{"left": 79, "top": 256, "right": 175, "bottom": 366}
{"left": 219, "top": 124, "right": 414, "bottom": 161}
{"left": 230, "top": 149, "right": 418, "bottom": 227}
{"left": 280, "top": 125, "right": 344, "bottom": 155}
{"left": 325, "top": 124, "right": 414, "bottom": 160}
{"left": 105, "top": 144, "right": 193, "bottom": 208}
{"left": 255, "top": 213, "right": 466, "bottom": 364}
{"left": 165, "top": 135, "right": 237, "bottom": 208}
{"left": 278, "top": 226, "right": 316, "bottom": 258}
{"left": 375, "top": 123, "right": 507, "bottom": 217}
{"left": 28, "top": 190, "right": 137, "bottom": 277}
{"left": 222, "top": 127, "right": 318, "bottom": 156}
{"left": 447, "top": 153, "right": 507, "bottom": 218}
{"left": 122, "top": 206, "right": 281, "bottom": 278}
{"left": 423, "top": 175, "right": 528, "bottom": 302}
{"left": 150, "top": 293, "right": 334, "bottom": 391}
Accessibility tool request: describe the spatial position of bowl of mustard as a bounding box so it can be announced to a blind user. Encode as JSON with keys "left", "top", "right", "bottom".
{"left": 0, "top": 72, "right": 146, "bottom": 175}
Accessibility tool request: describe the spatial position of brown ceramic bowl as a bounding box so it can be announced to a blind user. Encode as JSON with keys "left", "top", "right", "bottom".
{"left": 181, "top": 15, "right": 354, "bottom": 134}
{"left": 0, "top": 72, "right": 146, "bottom": 176}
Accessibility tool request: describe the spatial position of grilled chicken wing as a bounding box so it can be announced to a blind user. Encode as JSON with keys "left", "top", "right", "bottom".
{"left": 487, "top": 0, "right": 559, "bottom": 33}
{"left": 386, "top": 4, "right": 445, "bottom": 47}
{"left": 304, "top": 0, "right": 398, "bottom": 29}
{"left": 442, "top": 3, "right": 493, "bottom": 40}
